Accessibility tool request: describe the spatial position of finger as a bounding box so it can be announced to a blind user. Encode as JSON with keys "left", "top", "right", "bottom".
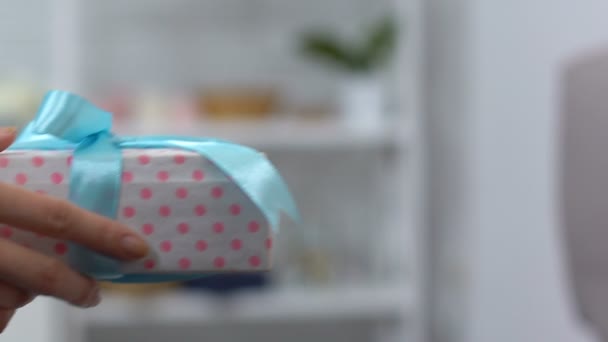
{"left": 0, "top": 128, "right": 16, "bottom": 152}
{"left": 0, "top": 309, "right": 15, "bottom": 333}
{"left": 0, "top": 238, "right": 100, "bottom": 307}
{"left": 0, "top": 282, "right": 33, "bottom": 309}
{"left": 0, "top": 183, "right": 148, "bottom": 260}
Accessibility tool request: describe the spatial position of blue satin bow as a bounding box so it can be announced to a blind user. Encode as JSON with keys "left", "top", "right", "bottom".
{"left": 8, "top": 90, "right": 298, "bottom": 283}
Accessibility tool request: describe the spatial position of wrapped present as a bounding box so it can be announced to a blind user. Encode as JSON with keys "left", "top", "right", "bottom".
{"left": 1, "top": 90, "right": 298, "bottom": 283}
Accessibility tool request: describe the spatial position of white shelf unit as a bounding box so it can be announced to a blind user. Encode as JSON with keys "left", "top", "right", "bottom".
{"left": 39, "top": 0, "right": 428, "bottom": 342}
{"left": 54, "top": 285, "right": 413, "bottom": 342}
{"left": 77, "top": 286, "right": 411, "bottom": 325}
{"left": 113, "top": 116, "right": 409, "bottom": 150}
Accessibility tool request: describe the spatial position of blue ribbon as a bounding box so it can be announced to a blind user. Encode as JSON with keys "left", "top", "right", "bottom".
{"left": 9, "top": 90, "right": 298, "bottom": 283}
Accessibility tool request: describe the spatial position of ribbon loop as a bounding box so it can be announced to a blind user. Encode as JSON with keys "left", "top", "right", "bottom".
{"left": 34, "top": 90, "right": 112, "bottom": 142}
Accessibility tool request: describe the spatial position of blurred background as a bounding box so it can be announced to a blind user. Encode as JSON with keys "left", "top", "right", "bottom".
{"left": 3, "top": 0, "right": 608, "bottom": 342}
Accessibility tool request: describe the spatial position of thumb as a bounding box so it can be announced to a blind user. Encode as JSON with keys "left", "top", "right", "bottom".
{"left": 0, "top": 128, "right": 17, "bottom": 152}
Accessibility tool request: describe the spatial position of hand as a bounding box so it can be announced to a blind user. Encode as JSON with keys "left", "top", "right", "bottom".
{"left": 0, "top": 128, "right": 149, "bottom": 332}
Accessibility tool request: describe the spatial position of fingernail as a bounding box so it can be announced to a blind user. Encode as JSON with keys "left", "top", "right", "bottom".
{"left": 0, "top": 127, "right": 17, "bottom": 137}
{"left": 91, "top": 287, "right": 101, "bottom": 307}
{"left": 121, "top": 235, "right": 148, "bottom": 258}
{"left": 85, "top": 286, "right": 101, "bottom": 307}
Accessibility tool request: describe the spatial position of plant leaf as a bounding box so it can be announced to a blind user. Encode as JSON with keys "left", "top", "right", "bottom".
{"left": 359, "top": 16, "right": 398, "bottom": 71}
{"left": 300, "top": 33, "right": 359, "bottom": 72}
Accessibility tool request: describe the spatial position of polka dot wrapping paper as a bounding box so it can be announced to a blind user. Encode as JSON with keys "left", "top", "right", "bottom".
{"left": 0, "top": 148, "right": 273, "bottom": 274}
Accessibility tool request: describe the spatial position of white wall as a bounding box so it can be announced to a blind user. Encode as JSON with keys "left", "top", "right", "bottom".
{"left": 427, "top": 0, "right": 608, "bottom": 341}
{"left": 0, "top": 0, "right": 51, "bottom": 81}
{"left": 424, "top": 0, "right": 474, "bottom": 340}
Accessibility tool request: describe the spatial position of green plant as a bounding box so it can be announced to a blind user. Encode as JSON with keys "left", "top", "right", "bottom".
{"left": 300, "top": 16, "right": 398, "bottom": 74}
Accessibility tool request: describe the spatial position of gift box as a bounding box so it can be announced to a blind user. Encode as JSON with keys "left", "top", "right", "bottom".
{"left": 0, "top": 90, "right": 297, "bottom": 283}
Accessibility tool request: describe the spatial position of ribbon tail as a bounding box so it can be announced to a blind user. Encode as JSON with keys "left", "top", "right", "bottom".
{"left": 119, "top": 137, "right": 299, "bottom": 230}
{"left": 197, "top": 144, "right": 300, "bottom": 228}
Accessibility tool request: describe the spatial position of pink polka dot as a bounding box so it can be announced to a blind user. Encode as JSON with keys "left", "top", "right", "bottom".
{"left": 194, "top": 205, "right": 207, "bottom": 216}
{"left": 174, "top": 155, "right": 186, "bottom": 164}
{"left": 138, "top": 155, "right": 150, "bottom": 165}
{"left": 140, "top": 188, "right": 153, "bottom": 200}
{"left": 231, "top": 239, "right": 242, "bottom": 251}
{"left": 229, "top": 204, "right": 241, "bottom": 216}
{"left": 51, "top": 172, "right": 64, "bottom": 184}
{"left": 35, "top": 190, "right": 46, "bottom": 195}
{"left": 195, "top": 240, "right": 208, "bottom": 252}
{"left": 0, "top": 226, "right": 12, "bottom": 238}
{"left": 157, "top": 171, "right": 169, "bottom": 182}
{"left": 32, "top": 156, "right": 45, "bottom": 167}
{"left": 175, "top": 187, "right": 188, "bottom": 199}
{"left": 54, "top": 242, "right": 68, "bottom": 255}
{"left": 212, "top": 222, "right": 224, "bottom": 234}
{"left": 160, "top": 240, "right": 172, "bottom": 252}
{"left": 67, "top": 155, "right": 73, "bottom": 166}
{"left": 0, "top": 157, "right": 9, "bottom": 168}
{"left": 177, "top": 222, "right": 190, "bottom": 234}
{"left": 142, "top": 223, "right": 154, "bottom": 235}
{"left": 122, "top": 171, "right": 133, "bottom": 183}
{"left": 123, "top": 206, "right": 136, "bottom": 218}
{"left": 159, "top": 205, "right": 171, "bottom": 217}
{"left": 248, "top": 221, "right": 260, "bottom": 233}
{"left": 211, "top": 187, "right": 223, "bottom": 199}
{"left": 144, "top": 259, "right": 156, "bottom": 270}
{"left": 178, "top": 258, "right": 191, "bottom": 270}
{"left": 15, "top": 173, "right": 27, "bottom": 185}
{"left": 265, "top": 237, "right": 273, "bottom": 250}
{"left": 249, "top": 255, "right": 261, "bottom": 268}
{"left": 192, "top": 170, "right": 205, "bottom": 181}
{"left": 213, "top": 257, "right": 225, "bottom": 268}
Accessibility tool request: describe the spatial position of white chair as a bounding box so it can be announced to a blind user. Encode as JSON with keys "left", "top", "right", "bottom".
{"left": 561, "top": 47, "right": 608, "bottom": 341}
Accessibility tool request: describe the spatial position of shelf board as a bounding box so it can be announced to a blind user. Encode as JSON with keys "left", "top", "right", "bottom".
{"left": 77, "top": 285, "right": 412, "bottom": 326}
{"left": 113, "top": 117, "right": 407, "bottom": 151}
